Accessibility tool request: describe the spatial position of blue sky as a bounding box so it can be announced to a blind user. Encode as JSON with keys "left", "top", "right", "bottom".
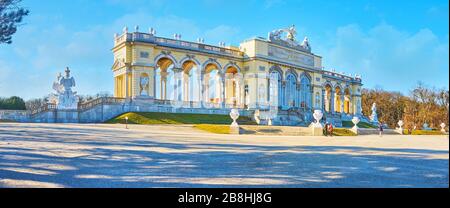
{"left": 0, "top": 0, "right": 448, "bottom": 100}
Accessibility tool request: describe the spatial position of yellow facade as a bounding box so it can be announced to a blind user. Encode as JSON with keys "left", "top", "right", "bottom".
{"left": 111, "top": 26, "right": 363, "bottom": 119}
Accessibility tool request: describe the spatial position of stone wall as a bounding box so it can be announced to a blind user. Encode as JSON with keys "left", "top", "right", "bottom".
{"left": 0, "top": 110, "right": 30, "bottom": 122}
{"left": 0, "top": 99, "right": 250, "bottom": 124}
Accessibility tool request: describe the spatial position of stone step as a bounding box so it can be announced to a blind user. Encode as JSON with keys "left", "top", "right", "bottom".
{"left": 357, "top": 128, "right": 400, "bottom": 135}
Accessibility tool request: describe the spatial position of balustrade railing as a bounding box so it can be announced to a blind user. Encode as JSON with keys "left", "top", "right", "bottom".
{"left": 30, "top": 103, "right": 57, "bottom": 115}
{"left": 114, "top": 32, "right": 243, "bottom": 57}
{"left": 78, "top": 97, "right": 126, "bottom": 111}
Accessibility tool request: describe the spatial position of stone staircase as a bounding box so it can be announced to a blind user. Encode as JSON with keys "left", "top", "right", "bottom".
{"left": 357, "top": 128, "right": 401, "bottom": 135}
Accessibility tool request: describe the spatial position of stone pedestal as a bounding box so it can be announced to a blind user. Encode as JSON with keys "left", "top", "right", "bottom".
{"left": 230, "top": 126, "right": 240, "bottom": 134}
{"left": 350, "top": 126, "right": 358, "bottom": 135}
{"left": 311, "top": 126, "right": 323, "bottom": 136}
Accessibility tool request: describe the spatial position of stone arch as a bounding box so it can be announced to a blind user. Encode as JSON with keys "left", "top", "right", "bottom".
{"left": 299, "top": 72, "right": 312, "bottom": 109}
{"left": 285, "top": 68, "right": 298, "bottom": 82}
{"left": 202, "top": 59, "right": 222, "bottom": 73}
{"left": 179, "top": 56, "right": 201, "bottom": 68}
{"left": 344, "top": 87, "right": 352, "bottom": 114}
{"left": 222, "top": 62, "right": 241, "bottom": 74}
{"left": 299, "top": 71, "right": 312, "bottom": 82}
{"left": 180, "top": 60, "right": 201, "bottom": 102}
{"left": 154, "top": 53, "right": 179, "bottom": 68}
{"left": 269, "top": 65, "right": 283, "bottom": 81}
{"left": 203, "top": 59, "right": 223, "bottom": 105}
{"left": 268, "top": 65, "right": 283, "bottom": 107}
{"left": 334, "top": 84, "right": 343, "bottom": 113}
{"left": 323, "top": 82, "right": 333, "bottom": 112}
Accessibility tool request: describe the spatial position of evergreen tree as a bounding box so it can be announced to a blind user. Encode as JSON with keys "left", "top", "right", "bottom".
{"left": 0, "top": 0, "right": 29, "bottom": 44}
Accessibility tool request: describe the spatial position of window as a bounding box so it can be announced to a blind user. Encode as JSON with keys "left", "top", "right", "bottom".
{"left": 140, "top": 51, "right": 149, "bottom": 58}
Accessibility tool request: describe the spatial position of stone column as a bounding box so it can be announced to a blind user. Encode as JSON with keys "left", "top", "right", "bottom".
{"left": 125, "top": 70, "right": 129, "bottom": 98}
{"left": 321, "top": 89, "right": 325, "bottom": 111}
{"left": 340, "top": 92, "right": 345, "bottom": 114}
{"left": 330, "top": 90, "right": 335, "bottom": 114}
{"left": 281, "top": 81, "right": 286, "bottom": 108}
{"left": 296, "top": 83, "right": 301, "bottom": 108}
{"left": 221, "top": 74, "right": 225, "bottom": 108}
{"left": 349, "top": 95, "right": 354, "bottom": 115}
{"left": 200, "top": 72, "right": 205, "bottom": 108}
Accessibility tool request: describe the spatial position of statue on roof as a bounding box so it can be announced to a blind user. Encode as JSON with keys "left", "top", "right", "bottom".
{"left": 300, "top": 37, "right": 311, "bottom": 51}
{"left": 267, "top": 25, "right": 311, "bottom": 52}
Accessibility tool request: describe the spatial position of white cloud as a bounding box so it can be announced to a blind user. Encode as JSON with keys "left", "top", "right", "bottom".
{"left": 204, "top": 25, "right": 240, "bottom": 45}
{"left": 0, "top": 11, "right": 241, "bottom": 99}
{"left": 319, "top": 23, "right": 449, "bottom": 92}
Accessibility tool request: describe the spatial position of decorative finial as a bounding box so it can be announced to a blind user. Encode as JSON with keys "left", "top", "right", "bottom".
{"left": 135, "top": 25, "right": 139, "bottom": 32}
{"left": 123, "top": 26, "right": 128, "bottom": 33}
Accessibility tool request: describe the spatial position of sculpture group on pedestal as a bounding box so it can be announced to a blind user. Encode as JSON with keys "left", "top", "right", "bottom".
{"left": 49, "top": 67, "right": 79, "bottom": 110}
{"left": 369, "top": 103, "right": 379, "bottom": 124}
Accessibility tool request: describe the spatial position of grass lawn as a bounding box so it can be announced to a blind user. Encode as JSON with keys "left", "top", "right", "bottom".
{"left": 332, "top": 128, "right": 357, "bottom": 136}
{"left": 402, "top": 129, "right": 445, "bottom": 135}
{"left": 106, "top": 112, "right": 256, "bottom": 125}
{"left": 0, "top": 119, "right": 16, "bottom": 123}
{"left": 342, "top": 121, "right": 377, "bottom": 129}
{"left": 194, "top": 124, "right": 230, "bottom": 134}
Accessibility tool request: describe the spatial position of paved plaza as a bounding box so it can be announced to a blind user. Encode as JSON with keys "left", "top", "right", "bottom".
{"left": 0, "top": 123, "right": 448, "bottom": 188}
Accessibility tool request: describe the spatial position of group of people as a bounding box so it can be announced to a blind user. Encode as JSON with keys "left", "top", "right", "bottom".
{"left": 322, "top": 121, "right": 385, "bottom": 137}
{"left": 323, "top": 122, "right": 334, "bottom": 136}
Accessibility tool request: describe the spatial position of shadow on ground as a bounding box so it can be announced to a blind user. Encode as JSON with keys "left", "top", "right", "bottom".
{"left": 0, "top": 124, "right": 448, "bottom": 188}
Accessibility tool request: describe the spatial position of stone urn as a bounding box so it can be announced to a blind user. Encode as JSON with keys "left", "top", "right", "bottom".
{"left": 440, "top": 123, "right": 446, "bottom": 133}
{"left": 312, "top": 109, "right": 323, "bottom": 127}
{"left": 398, "top": 120, "right": 404, "bottom": 134}
{"left": 230, "top": 109, "right": 240, "bottom": 127}
{"left": 352, "top": 116, "right": 360, "bottom": 127}
{"left": 351, "top": 116, "right": 360, "bottom": 134}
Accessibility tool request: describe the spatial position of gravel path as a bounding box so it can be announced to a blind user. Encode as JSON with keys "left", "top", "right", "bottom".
{"left": 0, "top": 123, "right": 448, "bottom": 188}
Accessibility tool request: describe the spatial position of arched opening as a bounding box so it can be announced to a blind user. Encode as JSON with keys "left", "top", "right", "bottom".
{"left": 324, "top": 84, "right": 332, "bottom": 112}
{"left": 299, "top": 74, "right": 311, "bottom": 109}
{"left": 224, "top": 66, "right": 240, "bottom": 106}
{"left": 268, "top": 70, "right": 282, "bottom": 107}
{"left": 285, "top": 73, "right": 296, "bottom": 108}
{"left": 181, "top": 61, "right": 200, "bottom": 102}
{"left": 204, "top": 63, "right": 222, "bottom": 105}
{"left": 344, "top": 88, "right": 351, "bottom": 114}
{"left": 335, "top": 86, "right": 342, "bottom": 113}
{"left": 155, "top": 57, "right": 175, "bottom": 100}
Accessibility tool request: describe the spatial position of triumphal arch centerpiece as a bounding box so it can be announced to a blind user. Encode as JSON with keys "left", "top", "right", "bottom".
{"left": 111, "top": 25, "right": 363, "bottom": 126}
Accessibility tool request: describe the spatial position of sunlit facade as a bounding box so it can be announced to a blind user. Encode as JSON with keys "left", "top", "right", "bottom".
{"left": 111, "top": 25, "right": 363, "bottom": 123}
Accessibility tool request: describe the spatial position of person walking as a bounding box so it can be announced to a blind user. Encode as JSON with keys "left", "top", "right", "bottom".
{"left": 378, "top": 122, "right": 383, "bottom": 137}
{"left": 324, "top": 122, "right": 329, "bottom": 136}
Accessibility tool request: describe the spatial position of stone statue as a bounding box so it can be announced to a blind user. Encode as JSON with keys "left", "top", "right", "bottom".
{"left": 286, "top": 25, "right": 297, "bottom": 41}
{"left": 49, "top": 67, "right": 79, "bottom": 109}
{"left": 139, "top": 76, "right": 149, "bottom": 96}
{"left": 300, "top": 37, "right": 310, "bottom": 50}
{"left": 267, "top": 25, "right": 313, "bottom": 52}
{"left": 370, "top": 103, "right": 379, "bottom": 124}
